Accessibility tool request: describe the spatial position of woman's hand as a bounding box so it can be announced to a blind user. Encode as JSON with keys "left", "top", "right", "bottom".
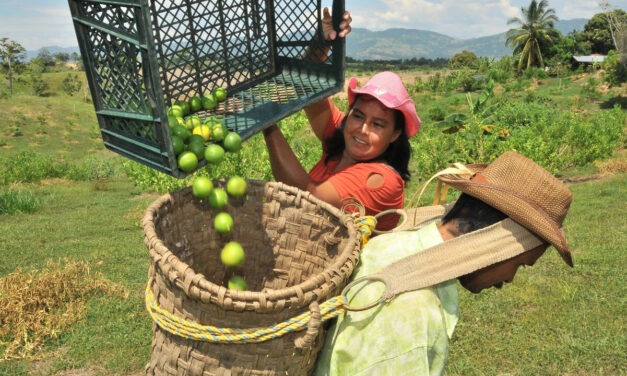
{"left": 322, "top": 7, "right": 352, "bottom": 41}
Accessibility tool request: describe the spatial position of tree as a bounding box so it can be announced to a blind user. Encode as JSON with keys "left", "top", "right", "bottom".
{"left": 598, "top": 2, "right": 626, "bottom": 53}
{"left": 0, "top": 37, "right": 26, "bottom": 95}
{"left": 24, "top": 59, "right": 49, "bottom": 96}
{"left": 582, "top": 10, "right": 627, "bottom": 54}
{"left": 54, "top": 52, "right": 70, "bottom": 63}
{"left": 449, "top": 50, "right": 479, "bottom": 69}
{"left": 505, "top": 0, "right": 559, "bottom": 71}
{"left": 62, "top": 73, "right": 82, "bottom": 95}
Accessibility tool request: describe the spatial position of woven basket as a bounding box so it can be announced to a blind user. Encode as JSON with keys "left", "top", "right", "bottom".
{"left": 142, "top": 180, "right": 361, "bottom": 375}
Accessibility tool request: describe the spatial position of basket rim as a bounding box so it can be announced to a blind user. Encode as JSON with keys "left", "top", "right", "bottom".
{"left": 142, "top": 179, "right": 361, "bottom": 306}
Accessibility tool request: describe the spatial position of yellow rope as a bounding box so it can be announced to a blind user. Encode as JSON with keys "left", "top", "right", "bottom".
{"left": 354, "top": 215, "right": 377, "bottom": 246}
{"left": 145, "top": 281, "right": 348, "bottom": 343}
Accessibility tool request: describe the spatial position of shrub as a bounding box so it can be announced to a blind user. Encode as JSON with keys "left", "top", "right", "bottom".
{"left": 0, "top": 152, "right": 119, "bottom": 186}
{"left": 0, "top": 188, "right": 43, "bottom": 215}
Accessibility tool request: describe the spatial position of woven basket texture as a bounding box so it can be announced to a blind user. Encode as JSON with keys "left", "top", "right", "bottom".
{"left": 142, "top": 180, "right": 361, "bottom": 375}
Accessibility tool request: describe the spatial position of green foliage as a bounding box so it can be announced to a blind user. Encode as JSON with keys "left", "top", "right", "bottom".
{"left": 0, "top": 152, "right": 120, "bottom": 186}
{"left": 413, "top": 77, "right": 625, "bottom": 182}
{"left": 601, "top": 50, "right": 627, "bottom": 86}
{"left": 62, "top": 73, "right": 82, "bottom": 96}
{"left": 582, "top": 9, "right": 627, "bottom": 54}
{"left": 0, "top": 37, "right": 26, "bottom": 96}
{"left": 449, "top": 50, "right": 479, "bottom": 69}
{"left": 20, "top": 60, "right": 49, "bottom": 96}
{"left": 506, "top": 0, "right": 559, "bottom": 70}
{"left": 0, "top": 188, "right": 43, "bottom": 215}
{"left": 580, "top": 76, "right": 601, "bottom": 99}
{"left": 522, "top": 67, "right": 548, "bottom": 79}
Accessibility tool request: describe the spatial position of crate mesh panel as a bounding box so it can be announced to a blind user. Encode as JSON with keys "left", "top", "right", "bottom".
{"left": 70, "top": 0, "right": 343, "bottom": 177}
{"left": 80, "top": 2, "right": 139, "bottom": 36}
{"left": 151, "top": 0, "right": 274, "bottom": 102}
{"left": 275, "top": 0, "right": 318, "bottom": 57}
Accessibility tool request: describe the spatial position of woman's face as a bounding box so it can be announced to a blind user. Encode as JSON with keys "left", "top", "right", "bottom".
{"left": 343, "top": 96, "right": 401, "bottom": 162}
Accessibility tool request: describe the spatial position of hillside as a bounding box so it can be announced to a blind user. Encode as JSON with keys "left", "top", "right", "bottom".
{"left": 25, "top": 19, "right": 588, "bottom": 61}
{"left": 346, "top": 18, "right": 587, "bottom": 60}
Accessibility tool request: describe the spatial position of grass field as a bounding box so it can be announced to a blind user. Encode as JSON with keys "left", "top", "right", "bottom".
{"left": 0, "top": 67, "right": 625, "bottom": 375}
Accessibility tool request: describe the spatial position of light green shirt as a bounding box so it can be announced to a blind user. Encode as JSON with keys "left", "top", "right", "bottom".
{"left": 314, "top": 221, "right": 459, "bottom": 376}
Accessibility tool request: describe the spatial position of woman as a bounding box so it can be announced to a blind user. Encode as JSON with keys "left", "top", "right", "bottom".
{"left": 263, "top": 70, "right": 421, "bottom": 231}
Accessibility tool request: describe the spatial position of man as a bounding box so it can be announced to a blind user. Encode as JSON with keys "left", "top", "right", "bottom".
{"left": 314, "top": 150, "right": 573, "bottom": 376}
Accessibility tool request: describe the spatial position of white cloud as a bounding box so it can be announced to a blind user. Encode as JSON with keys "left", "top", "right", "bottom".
{"left": 3, "top": 0, "right": 627, "bottom": 50}
{"left": 350, "top": 0, "right": 524, "bottom": 37}
{"left": 343, "top": 0, "right": 627, "bottom": 38}
{"left": 0, "top": 5, "right": 77, "bottom": 49}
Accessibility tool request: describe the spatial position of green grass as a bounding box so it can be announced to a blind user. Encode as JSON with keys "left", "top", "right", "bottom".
{"left": 0, "top": 188, "right": 42, "bottom": 215}
{"left": 446, "top": 173, "right": 626, "bottom": 376}
{"left": 0, "top": 179, "right": 155, "bottom": 375}
{"left": 0, "top": 66, "right": 625, "bottom": 374}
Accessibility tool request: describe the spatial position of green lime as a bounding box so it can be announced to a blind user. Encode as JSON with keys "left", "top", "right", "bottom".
{"left": 201, "top": 93, "right": 218, "bottom": 111}
{"left": 223, "top": 132, "right": 242, "bottom": 153}
{"left": 171, "top": 135, "right": 184, "bottom": 155}
{"left": 211, "top": 124, "right": 226, "bottom": 142}
{"left": 226, "top": 176, "right": 247, "bottom": 199}
{"left": 177, "top": 151, "right": 198, "bottom": 173}
{"left": 187, "top": 141, "right": 205, "bottom": 160}
{"left": 213, "top": 87, "right": 227, "bottom": 102}
{"left": 208, "top": 187, "right": 228, "bottom": 209}
{"left": 168, "top": 105, "right": 184, "bottom": 118}
{"left": 175, "top": 100, "right": 191, "bottom": 116}
{"left": 171, "top": 124, "right": 191, "bottom": 142}
{"left": 228, "top": 275, "right": 247, "bottom": 290}
{"left": 189, "top": 96, "right": 203, "bottom": 113}
{"left": 214, "top": 212, "right": 234, "bottom": 234}
{"left": 192, "top": 176, "right": 213, "bottom": 199}
{"left": 220, "top": 241, "right": 245, "bottom": 268}
{"left": 204, "top": 144, "right": 225, "bottom": 164}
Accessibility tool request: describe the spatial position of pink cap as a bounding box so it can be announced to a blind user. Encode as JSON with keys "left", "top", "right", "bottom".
{"left": 347, "top": 71, "right": 421, "bottom": 138}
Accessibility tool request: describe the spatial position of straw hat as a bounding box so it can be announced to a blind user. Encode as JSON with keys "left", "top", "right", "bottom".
{"left": 347, "top": 71, "right": 422, "bottom": 138}
{"left": 438, "top": 151, "right": 574, "bottom": 267}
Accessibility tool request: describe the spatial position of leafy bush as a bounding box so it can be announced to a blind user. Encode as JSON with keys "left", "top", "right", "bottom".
{"left": 523, "top": 67, "right": 548, "bottom": 79}
{"left": 602, "top": 50, "right": 627, "bottom": 87}
{"left": 0, "top": 188, "right": 43, "bottom": 215}
{"left": 411, "top": 83, "right": 625, "bottom": 181}
{"left": 0, "top": 152, "right": 120, "bottom": 186}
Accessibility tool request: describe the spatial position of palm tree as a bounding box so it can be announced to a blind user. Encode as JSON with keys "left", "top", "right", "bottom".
{"left": 506, "top": 0, "right": 559, "bottom": 71}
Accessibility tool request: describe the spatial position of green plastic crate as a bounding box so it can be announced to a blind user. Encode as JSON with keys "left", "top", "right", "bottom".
{"left": 68, "top": 0, "right": 345, "bottom": 178}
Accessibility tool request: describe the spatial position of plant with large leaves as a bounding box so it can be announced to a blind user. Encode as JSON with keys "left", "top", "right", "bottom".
{"left": 506, "top": 0, "right": 559, "bottom": 71}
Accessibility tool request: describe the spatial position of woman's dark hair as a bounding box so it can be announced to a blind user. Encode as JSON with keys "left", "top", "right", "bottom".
{"left": 323, "top": 95, "right": 412, "bottom": 181}
{"left": 441, "top": 193, "right": 508, "bottom": 235}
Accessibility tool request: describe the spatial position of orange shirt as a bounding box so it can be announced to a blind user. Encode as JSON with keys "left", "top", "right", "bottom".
{"left": 308, "top": 106, "right": 405, "bottom": 231}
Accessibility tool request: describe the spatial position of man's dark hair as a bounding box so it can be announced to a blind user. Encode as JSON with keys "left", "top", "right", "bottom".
{"left": 441, "top": 193, "right": 508, "bottom": 235}
{"left": 323, "top": 95, "right": 412, "bottom": 181}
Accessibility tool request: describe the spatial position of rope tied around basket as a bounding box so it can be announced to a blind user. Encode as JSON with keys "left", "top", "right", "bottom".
{"left": 145, "top": 279, "right": 349, "bottom": 346}
{"left": 340, "top": 197, "right": 408, "bottom": 245}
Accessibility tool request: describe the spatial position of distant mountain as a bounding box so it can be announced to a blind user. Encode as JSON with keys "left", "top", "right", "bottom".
{"left": 346, "top": 19, "right": 588, "bottom": 60}
{"left": 555, "top": 18, "right": 588, "bottom": 35}
{"left": 24, "top": 19, "right": 588, "bottom": 62}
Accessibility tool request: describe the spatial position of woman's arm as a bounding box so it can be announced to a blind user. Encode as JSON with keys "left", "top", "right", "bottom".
{"left": 303, "top": 8, "right": 352, "bottom": 140}
{"left": 263, "top": 124, "right": 342, "bottom": 206}
{"left": 304, "top": 97, "right": 335, "bottom": 140}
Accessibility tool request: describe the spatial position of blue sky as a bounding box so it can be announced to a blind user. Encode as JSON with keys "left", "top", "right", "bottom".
{"left": 1, "top": 0, "right": 625, "bottom": 51}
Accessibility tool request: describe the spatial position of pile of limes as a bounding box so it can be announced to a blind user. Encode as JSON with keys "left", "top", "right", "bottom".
{"left": 192, "top": 174, "right": 250, "bottom": 291}
{"left": 167, "top": 87, "right": 242, "bottom": 174}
